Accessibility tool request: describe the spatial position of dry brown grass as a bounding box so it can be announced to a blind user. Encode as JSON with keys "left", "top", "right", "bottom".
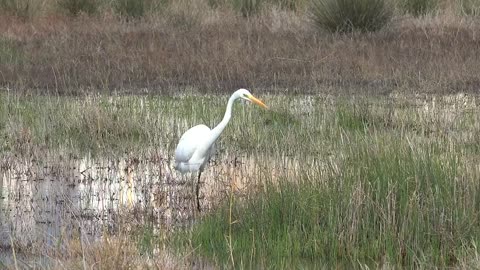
{"left": 48, "top": 235, "right": 185, "bottom": 270}
{"left": 2, "top": 233, "right": 189, "bottom": 269}
{"left": 0, "top": 2, "right": 479, "bottom": 95}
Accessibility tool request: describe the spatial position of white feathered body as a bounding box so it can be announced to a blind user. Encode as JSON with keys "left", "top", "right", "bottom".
{"left": 174, "top": 124, "right": 216, "bottom": 173}
{"left": 173, "top": 89, "right": 267, "bottom": 212}
{"left": 174, "top": 89, "right": 266, "bottom": 176}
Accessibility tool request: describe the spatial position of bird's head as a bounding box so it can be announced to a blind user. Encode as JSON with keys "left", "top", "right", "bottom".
{"left": 236, "top": 88, "right": 268, "bottom": 109}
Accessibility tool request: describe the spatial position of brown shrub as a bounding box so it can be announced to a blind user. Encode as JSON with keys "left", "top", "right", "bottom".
{"left": 0, "top": 7, "right": 479, "bottom": 95}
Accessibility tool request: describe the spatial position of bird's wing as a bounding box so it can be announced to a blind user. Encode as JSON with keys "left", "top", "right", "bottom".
{"left": 174, "top": 124, "right": 211, "bottom": 163}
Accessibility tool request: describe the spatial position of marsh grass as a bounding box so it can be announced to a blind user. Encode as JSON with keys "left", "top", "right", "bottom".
{"left": 0, "top": 93, "right": 312, "bottom": 156}
{"left": 168, "top": 94, "right": 480, "bottom": 268}
{"left": 2, "top": 92, "right": 480, "bottom": 268}
{"left": 1, "top": 94, "right": 173, "bottom": 155}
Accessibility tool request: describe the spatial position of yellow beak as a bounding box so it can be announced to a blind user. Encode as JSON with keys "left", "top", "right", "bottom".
{"left": 248, "top": 95, "right": 268, "bottom": 109}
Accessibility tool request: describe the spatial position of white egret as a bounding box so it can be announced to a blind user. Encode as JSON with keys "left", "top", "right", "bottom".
{"left": 174, "top": 89, "right": 268, "bottom": 212}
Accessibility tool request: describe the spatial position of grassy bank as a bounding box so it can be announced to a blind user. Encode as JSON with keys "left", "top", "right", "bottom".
{"left": 2, "top": 92, "right": 480, "bottom": 268}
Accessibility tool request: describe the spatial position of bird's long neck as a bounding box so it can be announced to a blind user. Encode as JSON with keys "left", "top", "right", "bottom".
{"left": 207, "top": 94, "right": 236, "bottom": 145}
{"left": 191, "top": 94, "right": 237, "bottom": 161}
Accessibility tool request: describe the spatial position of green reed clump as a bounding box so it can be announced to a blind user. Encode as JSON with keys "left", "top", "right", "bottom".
{"left": 460, "top": 0, "right": 480, "bottom": 16}
{"left": 0, "top": 0, "right": 39, "bottom": 18}
{"left": 174, "top": 182, "right": 331, "bottom": 268}
{"left": 340, "top": 136, "right": 480, "bottom": 267}
{"left": 399, "top": 0, "right": 437, "bottom": 16}
{"left": 114, "top": 0, "right": 146, "bottom": 18}
{"left": 336, "top": 103, "right": 376, "bottom": 132}
{"left": 172, "top": 102, "right": 480, "bottom": 268}
{"left": 310, "top": 0, "right": 392, "bottom": 32}
{"left": 207, "top": 0, "right": 227, "bottom": 8}
{"left": 113, "top": 0, "right": 169, "bottom": 18}
{"left": 232, "top": 0, "right": 262, "bottom": 17}
{"left": 0, "top": 38, "right": 23, "bottom": 65}
{"left": 58, "top": 0, "right": 100, "bottom": 16}
{"left": 268, "top": 0, "right": 305, "bottom": 10}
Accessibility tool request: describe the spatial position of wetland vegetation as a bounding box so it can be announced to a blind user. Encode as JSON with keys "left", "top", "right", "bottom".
{"left": 2, "top": 93, "right": 480, "bottom": 269}
{"left": 1, "top": 0, "right": 480, "bottom": 269}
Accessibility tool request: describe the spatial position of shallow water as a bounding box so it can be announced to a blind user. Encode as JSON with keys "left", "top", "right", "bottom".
{"left": 0, "top": 150, "right": 298, "bottom": 269}
{"left": 0, "top": 149, "right": 278, "bottom": 251}
{"left": 0, "top": 153, "right": 193, "bottom": 250}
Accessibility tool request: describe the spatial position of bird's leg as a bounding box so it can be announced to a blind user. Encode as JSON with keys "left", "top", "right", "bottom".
{"left": 196, "top": 171, "right": 202, "bottom": 212}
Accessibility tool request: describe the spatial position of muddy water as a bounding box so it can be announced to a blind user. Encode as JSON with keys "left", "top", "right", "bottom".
{"left": 2, "top": 155, "right": 143, "bottom": 248}
{"left": 0, "top": 153, "right": 202, "bottom": 250}
{"left": 0, "top": 150, "right": 282, "bottom": 251}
